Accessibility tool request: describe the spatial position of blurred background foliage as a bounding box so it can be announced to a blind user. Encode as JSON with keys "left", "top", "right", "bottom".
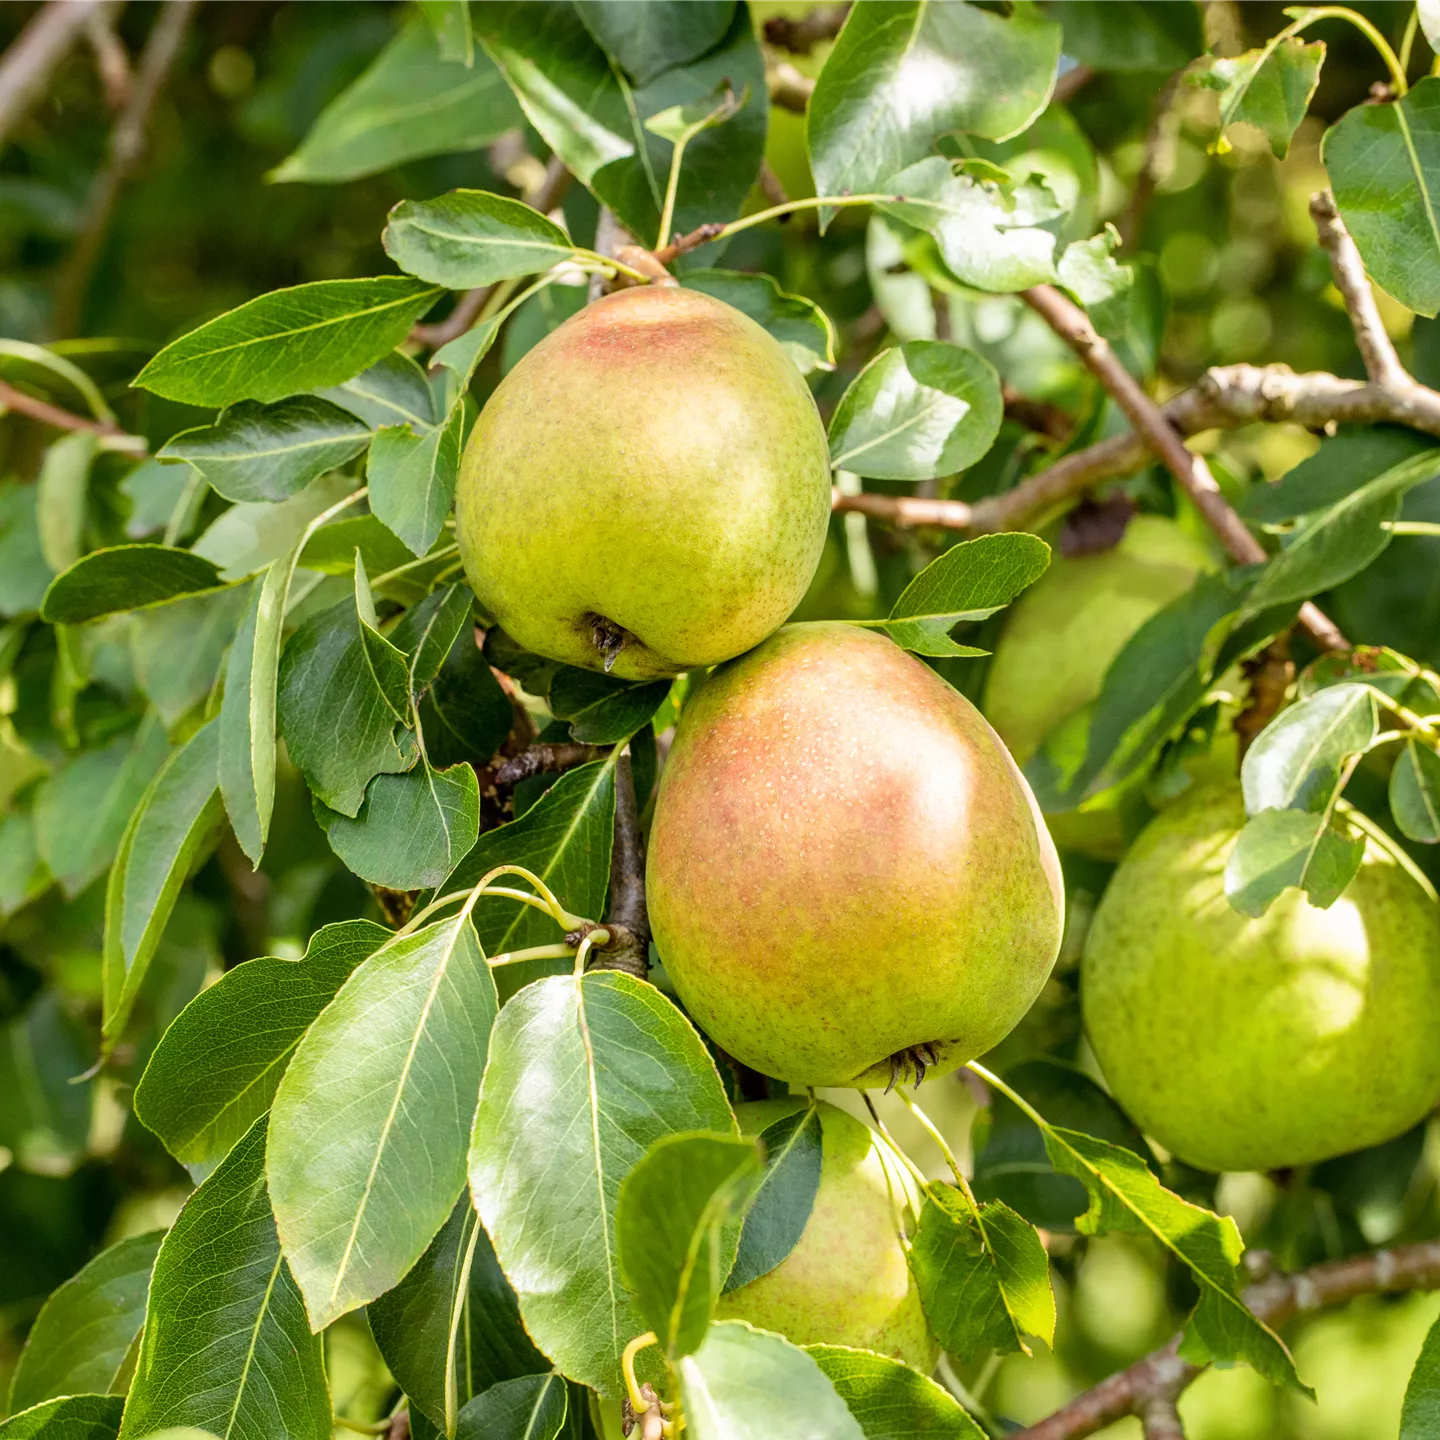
{"left": 1, "top": 2, "right": 1438, "bottom": 1437}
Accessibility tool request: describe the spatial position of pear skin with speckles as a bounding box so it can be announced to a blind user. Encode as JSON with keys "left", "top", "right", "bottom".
{"left": 647, "top": 623, "right": 1065, "bottom": 1088}
{"left": 454, "top": 285, "right": 831, "bottom": 681}
{"left": 1083, "top": 783, "right": 1440, "bottom": 1173}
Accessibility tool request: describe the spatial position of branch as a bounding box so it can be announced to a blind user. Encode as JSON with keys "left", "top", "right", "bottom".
{"left": 1139, "top": 1396, "right": 1186, "bottom": 1440}
{"left": 410, "top": 155, "right": 571, "bottom": 349}
{"left": 1002, "top": 383, "right": 1072, "bottom": 442}
{"left": 1051, "top": 63, "right": 1096, "bottom": 105}
{"left": 51, "top": 0, "right": 197, "bottom": 338}
{"left": 0, "top": 377, "right": 144, "bottom": 449}
{"left": 492, "top": 741, "right": 601, "bottom": 787}
{"left": 1119, "top": 70, "right": 1182, "bottom": 250}
{"left": 761, "top": 4, "right": 849, "bottom": 53}
{"left": 85, "top": 4, "right": 132, "bottom": 112}
{"left": 767, "top": 60, "right": 814, "bottom": 113}
{"left": 0, "top": 0, "right": 106, "bottom": 150}
{"left": 590, "top": 750, "right": 650, "bottom": 980}
{"left": 1013, "top": 1239, "right": 1440, "bottom": 1440}
{"left": 1020, "top": 282, "right": 1348, "bottom": 653}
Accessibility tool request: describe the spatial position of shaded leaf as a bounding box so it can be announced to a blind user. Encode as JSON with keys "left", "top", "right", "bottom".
{"left": 130, "top": 586, "right": 249, "bottom": 729}
{"left": 454, "top": 1374, "right": 567, "bottom": 1440}
{"left": 317, "top": 351, "right": 438, "bottom": 431}
{"left": 192, "top": 471, "right": 355, "bottom": 582}
{"left": 1224, "top": 808, "right": 1366, "bottom": 917}
{"left": 9, "top": 1232, "right": 162, "bottom": 1411}
{"left": 1244, "top": 428, "right": 1437, "bottom": 524}
{"left": 383, "top": 191, "right": 576, "bottom": 289}
{"left": 120, "top": 1119, "right": 329, "bottom": 1440}
{"left": 1402, "top": 1313, "right": 1440, "bottom": 1440}
{"left": 268, "top": 914, "right": 498, "bottom": 1329}
{"left": 40, "top": 547, "right": 225, "bottom": 624}
{"left": 389, "top": 584, "right": 473, "bottom": 692}
{"left": 724, "top": 1105, "right": 823, "bottom": 1294}
{"left": 681, "top": 269, "right": 836, "bottom": 374}
{"left": 367, "top": 403, "right": 465, "bottom": 557}
{"left": 469, "top": 971, "right": 733, "bottom": 1394}
{"left": 575, "top": 1, "right": 735, "bottom": 85}
{"left": 133, "top": 920, "right": 388, "bottom": 1166}
{"left": 35, "top": 433, "right": 95, "bottom": 575}
{"left": 1055, "top": 1, "right": 1203, "bottom": 73}
{"left": 135, "top": 278, "right": 443, "bottom": 409}
{"left": 0, "top": 483, "right": 53, "bottom": 618}
{"left": 157, "top": 398, "right": 371, "bottom": 504}
{"left": 1391, "top": 737, "right": 1440, "bottom": 843}
{"left": 353, "top": 556, "right": 410, "bottom": 719}
{"left": 419, "top": 0, "right": 472, "bottom": 66}
{"left": 0, "top": 993, "right": 90, "bottom": 1175}
{"left": 417, "top": 621, "right": 513, "bottom": 768}
{"left": 1241, "top": 683, "right": 1377, "bottom": 816}
{"left": 0, "top": 1397, "right": 123, "bottom": 1440}
{"left": 1192, "top": 37, "right": 1325, "bottom": 158}
{"left": 807, "top": 1345, "right": 985, "bottom": 1440}
{"left": 548, "top": 668, "right": 671, "bottom": 745}
{"left": 298, "top": 515, "right": 417, "bottom": 580}
{"left": 0, "top": 809, "right": 48, "bottom": 918}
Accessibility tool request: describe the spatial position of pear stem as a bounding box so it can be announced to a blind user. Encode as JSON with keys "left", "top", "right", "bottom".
{"left": 895, "top": 1088, "right": 983, "bottom": 1220}
{"left": 860, "top": 1093, "right": 930, "bottom": 1191}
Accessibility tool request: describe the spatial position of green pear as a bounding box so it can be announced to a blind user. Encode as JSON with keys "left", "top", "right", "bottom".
{"left": 454, "top": 285, "right": 831, "bottom": 681}
{"left": 647, "top": 622, "right": 1065, "bottom": 1088}
{"left": 982, "top": 516, "right": 1213, "bottom": 858}
{"left": 1082, "top": 783, "right": 1440, "bottom": 1173}
{"left": 715, "top": 1098, "right": 937, "bottom": 1370}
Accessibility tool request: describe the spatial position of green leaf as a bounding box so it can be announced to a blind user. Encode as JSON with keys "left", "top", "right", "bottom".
{"left": 367, "top": 403, "right": 465, "bottom": 557}
{"left": 617, "top": 1132, "right": 762, "bottom": 1360}
{"left": 134, "top": 278, "right": 443, "bottom": 409}
{"left": 390, "top": 583, "right": 473, "bottom": 692}
{"left": 442, "top": 757, "right": 617, "bottom": 960}
{"left": 353, "top": 556, "right": 410, "bottom": 719}
{"left": 383, "top": 191, "right": 576, "bottom": 289}
{"left": 102, "top": 719, "right": 224, "bottom": 1042}
{"left": 317, "top": 351, "right": 438, "bottom": 431}
{"left": 642, "top": 82, "right": 746, "bottom": 147}
{"left": 548, "top": 667, "right": 671, "bottom": 745}
{"left": 910, "top": 1187, "right": 1053, "bottom": 1360}
{"left": 268, "top": 913, "right": 498, "bottom": 1329}
{"left": 1192, "top": 37, "right": 1324, "bottom": 158}
{"left": 0, "top": 809, "right": 48, "bottom": 919}
{"left": 1224, "top": 808, "right": 1366, "bottom": 917}
{"left": 298, "top": 515, "right": 417, "bottom": 581}
{"left": 875, "top": 532, "right": 1050, "bottom": 657}
{"left": 34, "top": 715, "right": 170, "bottom": 897}
{"left": 431, "top": 315, "right": 505, "bottom": 393}
{"left": 677, "top": 1322, "right": 864, "bottom": 1440}
{"left": 808, "top": 0, "right": 1060, "bottom": 211}
{"left": 39, "top": 546, "right": 225, "bottom": 624}
{"left": 475, "top": 2, "right": 765, "bottom": 249}
{"left": 9, "top": 1231, "right": 162, "bottom": 1411}
{"left": 0, "top": 993, "right": 90, "bottom": 1174}
{"left": 130, "top": 586, "right": 249, "bottom": 729}
{"left": 120, "top": 1119, "right": 331, "bottom": 1440}
{"left": 1391, "top": 737, "right": 1440, "bottom": 843}
{"left": 1241, "top": 683, "right": 1377, "bottom": 816}
{"left": 367, "top": 1198, "right": 549, "bottom": 1428}
{"left": 1244, "top": 427, "right": 1436, "bottom": 524}
{"left": 0, "top": 1396, "right": 123, "bottom": 1440}
{"left": 193, "top": 471, "right": 356, "bottom": 582}
{"left": 1055, "top": 1, "right": 1203, "bottom": 73}
{"left": 416, "top": 620, "right": 514, "bottom": 768}
{"left": 454, "top": 1374, "right": 568, "bottom": 1440}
{"left": 275, "top": 596, "right": 415, "bottom": 818}
{"left": 1402, "top": 1313, "right": 1440, "bottom": 1439}
{"left": 35, "top": 433, "right": 95, "bottom": 575}
{"left": 829, "top": 342, "right": 1002, "bottom": 482}
{"left": 272, "top": 19, "right": 519, "bottom": 183}
{"left": 419, "top": 0, "right": 472, "bottom": 67}
{"left": 318, "top": 756, "right": 479, "bottom": 889}
{"left": 575, "top": 2, "right": 736, "bottom": 86}
{"left": 1324, "top": 77, "right": 1440, "bottom": 318}
{"left": 1041, "top": 1126, "right": 1303, "bottom": 1389}
{"left": 157, "top": 398, "right": 371, "bottom": 504}
{"left": 879, "top": 159, "right": 1061, "bottom": 293}
{"left": 469, "top": 971, "right": 734, "bottom": 1394}
{"left": 133, "top": 920, "right": 388, "bottom": 1166}
{"left": 807, "top": 1345, "right": 986, "bottom": 1440}
{"left": 0, "top": 483, "right": 53, "bottom": 618}
{"left": 680, "top": 270, "right": 836, "bottom": 375}
{"left": 724, "top": 1105, "right": 823, "bottom": 1293}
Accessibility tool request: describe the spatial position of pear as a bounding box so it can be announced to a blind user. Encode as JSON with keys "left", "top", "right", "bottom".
{"left": 982, "top": 515, "right": 1213, "bottom": 858}
{"left": 647, "top": 622, "right": 1065, "bottom": 1088}
{"left": 715, "top": 1098, "right": 937, "bottom": 1371}
{"left": 1082, "top": 783, "right": 1440, "bottom": 1173}
{"left": 454, "top": 285, "right": 831, "bottom": 681}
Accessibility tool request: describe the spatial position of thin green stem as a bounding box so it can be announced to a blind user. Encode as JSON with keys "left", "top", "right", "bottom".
{"left": 444, "top": 1211, "right": 482, "bottom": 1437}
{"left": 1337, "top": 798, "right": 1440, "bottom": 900}
{"left": 1371, "top": 687, "right": 1440, "bottom": 737}
{"left": 1383, "top": 519, "right": 1440, "bottom": 536}
{"left": 571, "top": 927, "right": 611, "bottom": 978}
{"left": 571, "top": 247, "right": 651, "bottom": 283}
{"left": 478, "top": 276, "right": 520, "bottom": 323}
{"left": 895, "top": 1089, "right": 983, "bottom": 1221}
{"left": 1283, "top": 5, "right": 1408, "bottom": 93}
{"left": 860, "top": 1093, "right": 931, "bottom": 1191}
{"left": 400, "top": 868, "right": 591, "bottom": 938}
{"left": 489, "top": 942, "right": 578, "bottom": 967}
{"left": 333, "top": 1417, "right": 388, "bottom": 1436}
{"left": 708, "top": 192, "right": 906, "bottom": 246}
{"left": 656, "top": 137, "right": 688, "bottom": 252}
{"left": 370, "top": 543, "right": 460, "bottom": 589}
{"left": 1400, "top": 6, "right": 1420, "bottom": 73}
{"left": 967, "top": 1061, "right": 1047, "bottom": 1129}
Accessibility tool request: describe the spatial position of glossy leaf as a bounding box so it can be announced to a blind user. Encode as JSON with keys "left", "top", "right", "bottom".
{"left": 808, "top": 0, "right": 1060, "bottom": 208}
{"left": 273, "top": 20, "right": 520, "bottom": 184}
{"left": 130, "top": 585, "right": 249, "bottom": 729}
{"left": 34, "top": 715, "right": 170, "bottom": 897}
{"left": 39, "top": 547, "right": 225, "bottom": 624}
{"left": 808, "top": 1346, "right": 985, "bottom": 1440}
{"left": 910, "top": 1187, "right": 1053, "bottom": 1360}
{"left": 1224, "top": 808, "right": 1366, "bottom": 917}
{"left": 1056, "top": 1, "right": 1203, "bottom": 73}
{"left": 121, "top": 1118, "right": 330, "bottom": 1440}
{"left": 102, "top": 719, "right": 223, "bottom": 1042}
{"left": 389, "top": 583, "right": 472, "bottom": 692}
{"left": 367, "top": 403, "right": 465, "bottom": 557}
{"left": 1391, "top": 737, "right": 1440, "bottom": 843}
{"left": 677, "top": 1322, "right": 864, "bottom": 1440}
{"left": 1192, "top": 38, "right": 1325, "bottom": 158}
{"left": 548, "top": 667, "right": 672, "bottom": 745}
{"left": 829, "top": 342, "right": 1002, "bottom": 482}
{"left": 134, "top": 277, "right": 443, "bottom": 408}
{"left": 1241, "top": 684, "right": 1377, "bottom": 816}
{"left": 1324, "top": 78, "right": 1440, "bottom": 318}
{"left": 575, "top": 1, "right": 735, "bottom": 85}
{"left": 268, "top": 913, "right": 498, "bottom": 1329}
{"left": 0, "top": 1397, "right": 123, "bottom": 1440}
{"left": 724, "top": 1104, "right": 823, "bottom": 1293}
{"left": 417, "top": 621, "right": 514, "bottom": 768}
{"left": 133, "top": 920, "right": 388, "bottom": 1166}
{"left": 317, "top": 756, "right": 480, "bottom": 889}
{"left": 317, "top": 351, "right": 438, "bottom": 431}
{"left": 384, "top": 190, "right": 576, "bottom": 289}
{"left": 617, "top": 1132, "right": 761, "bottom": 1360}
{"left": 157, "top": 398, "right": 371, "bottom": 504}
{"left": 353, "top": 556, "right": 410, "bottom": 719}
{"left": 1402, "top": 1312, "right": 1440, "bottom": 1439}
{"left": 681, "top": 269, "right": 835, "bottom": 374}
{"left": 880, "top": 158, "right": 1060, "bottom": 293}
{"left": 454, "top": 1374, "right": 568, "bottom": 1440}
{"left": 367, "top": 1198, "right": 549, "bottom": 1428}
{"left": 469, "top": 971, "right": 733, "bottom": 1394}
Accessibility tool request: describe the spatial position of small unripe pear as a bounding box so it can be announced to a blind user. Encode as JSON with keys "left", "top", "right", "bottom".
{"left": 648, "top": 623, "right": 1064, "bottom": 1088}
{"left": 1083, "top": 783, "right": 1440, "bottom": 1173}
{"left": 454, "top": 286, "right": 831, "bottom": 680}
{"left": 715, "top": 1099, "right": 937, "bottom": 1371}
